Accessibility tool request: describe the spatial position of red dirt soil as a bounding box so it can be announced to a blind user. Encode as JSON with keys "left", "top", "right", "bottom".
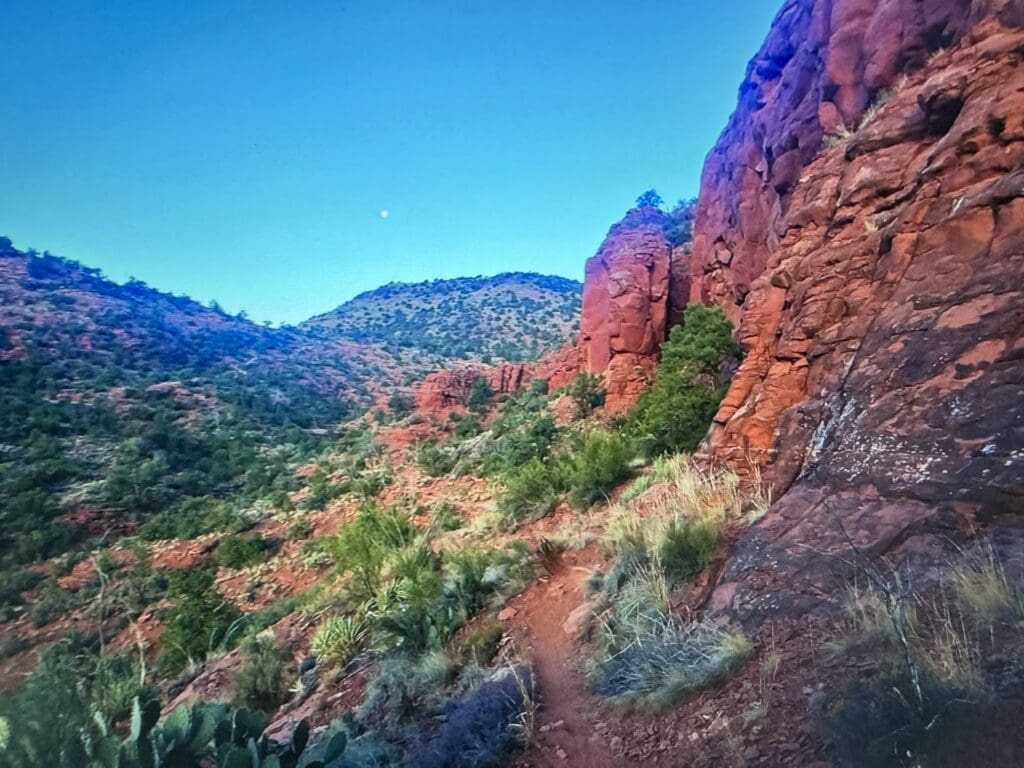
{"left": 507, "top": 546, "right": 635, "bottom": 768}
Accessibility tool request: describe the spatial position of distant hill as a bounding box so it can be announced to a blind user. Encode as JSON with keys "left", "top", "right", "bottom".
{"left": 301, "top": 272, "right": 582, "bottom": 362}
{"left": 0, "top": 240, "right": 400, "bottom": 422}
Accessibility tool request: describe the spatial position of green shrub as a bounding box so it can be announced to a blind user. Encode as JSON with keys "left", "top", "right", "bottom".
{"left": 416, "top": 439, "right": 457, "bottom": 477}
{"left": 351, "top": 468, "right": 391, "bottom": 500}
{"left": 216, "top": 534, "right": 276, "bottom": 570}
{"left": 485, "top": 413, "right": 560, "bottom": 476}
{"left": 602, "top": 458, "right": 745, "bottom": 592}
{"left": 496, "top": 458, "right": 561, "bottom": 527}
{"left": 300, "top": 469, "right": 347, "bottom": 511}
{"left": 387, "top": 390, "right": 413, "bottom": 416}
{"left": 628, "top": 303, "right": 738, "bottom": 458}
{"left": 286, "top": 515, "right": 313, "bottom": 540}
{"left": 528, "top": 378, "right": 549, "bottom": 396}
{"left": 431, "top": 502, "right": 465, "bottom": 532}
{"left": 0, "top": 568, "right": 44, "bottom": 617}
{"left": 141, "top": 497, "right": 244, "bottom": 541}
{"left": 635, "top": 189, "right": 663, "bottom": 208}
{"left": 0, "top": 639, "right": 147, "bottom": 767}
{"left": 370, "top": 567, "right": 446, "bottom": 654}
{"left": 232, "top": 633, "right": 289, "bottom": 712}
{"left": 467, "top": 376, "right": 493, "bottom": 412}
{"left": 663, "top": 198, "right": 696, "bottom": 247}
{"left": 328, "top": 503, "right": 415, "bottom": 598}
{"left": 566, "top": 430, "right": 634, "bottom": 510}
{"left": 619, "top": 475, "right": 653, "bottom": 504}
{"left": 241, "top": 596, "right": 302, "bottom": 637}
{"left": 452, "top": 415, "right": 482, "bottom": 440}
{"left": 157, "top": 568, "right": 242, "bottom": 675}
{"left": 28, "top": 579, "right": 75, "bottom": 627}
{"left": 565, "top": 371, "right": 606, "bottom": 417}
{"left": 443, "top": 544, "right": 531, "bottom": 618}
{"left": 658, "top": 519, "right": 718, "bottom": 586}
{"left": 369, "top": 543, "right": 530, "bottom": 656}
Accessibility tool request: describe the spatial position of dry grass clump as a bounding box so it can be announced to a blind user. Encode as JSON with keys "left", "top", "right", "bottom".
{"left": 949, "top": 544, "right": 1022, "bottom": 626}
{"left": 836, "top": 543, "right": 1023, "bottom": 691}
{"left": 586, "top": 567, "right": 750, "bottom": 711}
{"left": 825, "top": 540, "right": 1024, "bottom": 767}
{"left": 603, "top": 456, "right": 766, "bottom": 587}
{"left": 573, "top": 457, "right": 764, "bottom": 710}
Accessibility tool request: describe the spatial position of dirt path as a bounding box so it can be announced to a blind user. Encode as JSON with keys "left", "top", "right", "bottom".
{"left": 505, "top": 546, "right": 639, "bottom": 768}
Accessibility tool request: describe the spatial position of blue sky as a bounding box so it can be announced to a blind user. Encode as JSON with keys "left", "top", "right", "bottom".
{"left": 2, "top": 1, "right": 779, "bottom": 325}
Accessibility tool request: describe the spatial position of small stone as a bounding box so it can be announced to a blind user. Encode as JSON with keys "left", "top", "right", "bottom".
{"left": 498, "top": 607, "right": 518, "bottom": 621}
{"left": 555, "top": 748, "right": 568, "bottom": 760}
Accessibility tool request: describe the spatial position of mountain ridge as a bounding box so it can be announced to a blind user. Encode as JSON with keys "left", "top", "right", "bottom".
{"left": 301, "top": 271, "right": 581, "bottom": 362}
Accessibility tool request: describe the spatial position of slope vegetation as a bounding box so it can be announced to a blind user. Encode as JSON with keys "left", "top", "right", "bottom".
{"left": 302, "top": 273, "right": 581, "bottom": 362}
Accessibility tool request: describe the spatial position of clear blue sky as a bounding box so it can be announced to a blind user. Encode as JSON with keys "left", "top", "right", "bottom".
{"left": 2, "top": 1, "right": 778, "bottom": 325}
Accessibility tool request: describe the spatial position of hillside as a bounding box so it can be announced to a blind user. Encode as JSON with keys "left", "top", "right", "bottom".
{"left": 0, "top": 242, "right": 581, "bottom": 574}
{"left": 302, "top": 273, "right": 581, "bottom": 362}
{"left": 0, "top": 238, "right": 400, "bottom": 572}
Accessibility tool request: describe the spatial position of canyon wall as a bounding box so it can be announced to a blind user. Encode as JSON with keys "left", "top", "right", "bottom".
{"left": 684, "top": 0, "right": 1024, "bottom": 618}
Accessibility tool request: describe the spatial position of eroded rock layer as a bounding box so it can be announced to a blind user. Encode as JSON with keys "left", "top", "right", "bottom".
{"left": 412, "top": 349, "right": 580, "bottom": 416}
{"left": 692, "top": 2, "right": 1024, "bottom": 617}
{"left": 686, "top": 0, "right": 1024, "bottom": 319}
{"left": 579, "top": 206, "right": 671, "bottom": 412}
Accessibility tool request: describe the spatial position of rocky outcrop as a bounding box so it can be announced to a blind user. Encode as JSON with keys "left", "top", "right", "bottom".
{"left": 685, "top": 0, "right": 1024, "bottom": 322}
{"left": 414, "top": 367, "right": 503, "bottom": 415}
{"left": 412, "top": 350, "right": 580, "bottom": 416}
{"left": 690, "top": 1, "right": 1024, "bottom": 618}
{"left": 579, "top": 206, "right": 672, "bottom": 412}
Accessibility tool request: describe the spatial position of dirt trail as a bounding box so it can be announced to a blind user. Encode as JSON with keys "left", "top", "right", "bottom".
{"left": 506, "top": 547, "right": 640, "bottom": 768}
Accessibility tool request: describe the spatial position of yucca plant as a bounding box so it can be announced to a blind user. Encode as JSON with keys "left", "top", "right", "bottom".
{"left": 311, "top": 615, "right": 368, "bottom": 669}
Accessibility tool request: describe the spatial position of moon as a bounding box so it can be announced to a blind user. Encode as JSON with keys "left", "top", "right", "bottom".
{"left": 379, "top": 209, "right": 390, "bottom": 219}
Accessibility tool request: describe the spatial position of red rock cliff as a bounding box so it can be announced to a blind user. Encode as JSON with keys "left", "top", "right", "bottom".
{"left": 686, "top": 0, "right": 1024, "bottom": 618}
{"left": 579, "top": 205, "right": 672, "bottom": 412}
{"left": 412, "top": 349, "right": 580, "bottom": 416}
{"left": 686, "top": 0, "right": 1024, "bottom": 320}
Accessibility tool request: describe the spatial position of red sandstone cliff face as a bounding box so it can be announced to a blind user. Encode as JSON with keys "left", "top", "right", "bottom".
{"left": 579, "top": 206, "right": 672, "bottom": 412}
{"left": 686, "top": 0, "right": 1024, "bottom": 618}
{"left": 685, "top": 0, "right": 1024, "bottom": 321}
